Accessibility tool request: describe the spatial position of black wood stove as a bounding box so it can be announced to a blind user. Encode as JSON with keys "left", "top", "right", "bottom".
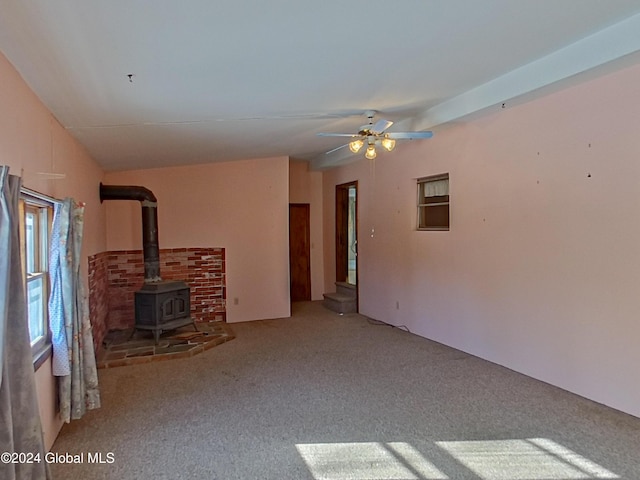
{"left": 134, "top": 280, "right": 195, "bottom": 343}
{"left": 100, "top": 183, "right": 196, "bottom": 343}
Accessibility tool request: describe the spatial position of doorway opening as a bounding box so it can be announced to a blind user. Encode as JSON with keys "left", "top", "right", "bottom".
{"left": 336, "top": 182, "right": 357, "bottom": 286}
{"left": 322, "top": 182, "right": 358, "bottom": 314}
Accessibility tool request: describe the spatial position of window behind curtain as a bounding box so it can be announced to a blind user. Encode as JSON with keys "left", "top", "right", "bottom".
{"left": 20, "top": 191, "right": 53, "bottom": 363}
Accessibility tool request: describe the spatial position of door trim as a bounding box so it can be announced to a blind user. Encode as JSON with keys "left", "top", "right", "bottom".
{"left": 335, "top": 181, "right": 358, "bottom": 309}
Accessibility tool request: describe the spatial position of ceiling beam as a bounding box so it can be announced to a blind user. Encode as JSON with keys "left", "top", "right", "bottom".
{"left": 310, "top": 12, "right": 640, "bottom": 171}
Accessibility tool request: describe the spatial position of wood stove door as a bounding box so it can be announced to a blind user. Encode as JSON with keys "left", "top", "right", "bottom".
{"left": 162, "top": 289, "right": 189, "bottom": 321}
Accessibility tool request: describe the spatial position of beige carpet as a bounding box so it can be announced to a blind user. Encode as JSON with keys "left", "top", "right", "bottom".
{"left": 50, "top": 301, "right": 640, "bottom": 479}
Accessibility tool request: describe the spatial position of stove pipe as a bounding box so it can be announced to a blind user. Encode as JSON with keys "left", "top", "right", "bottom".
{"left": 99, "top": 183, "right": 162, "bottom": 283}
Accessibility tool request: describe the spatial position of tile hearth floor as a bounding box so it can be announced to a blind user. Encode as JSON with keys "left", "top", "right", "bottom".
{"left": 97, "top": 321, "right": 235, "bottom": 368}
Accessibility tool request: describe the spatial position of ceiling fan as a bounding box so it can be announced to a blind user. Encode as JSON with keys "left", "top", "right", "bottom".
{"left": 317, "top": 110, "right": 433, "bottom": 159}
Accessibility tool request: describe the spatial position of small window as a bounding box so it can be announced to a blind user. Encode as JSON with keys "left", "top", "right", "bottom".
{"left": 417, "top": 174, "right": 449, "bottom": 230}
{"left": 20, "top": 192, "right": 53, "bottom": 363}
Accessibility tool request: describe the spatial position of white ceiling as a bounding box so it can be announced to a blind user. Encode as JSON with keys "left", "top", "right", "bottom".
{"left": 1, "top": 0, "right": 640, "bottom": 171}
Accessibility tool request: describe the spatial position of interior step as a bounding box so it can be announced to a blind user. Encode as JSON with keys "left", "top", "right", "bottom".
{"left": 335, "top": 281, "right": 356, "bottom": 297}
{"left": 323, "top": 282, "right": 357, "bottom": 314}
{"left": 322, "top": 292, "right": 357, "bottom": 314}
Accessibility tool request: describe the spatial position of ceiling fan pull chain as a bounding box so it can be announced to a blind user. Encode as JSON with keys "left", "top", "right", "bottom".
{"left": 370, "top": 157, "right": 376, "bottom": 238}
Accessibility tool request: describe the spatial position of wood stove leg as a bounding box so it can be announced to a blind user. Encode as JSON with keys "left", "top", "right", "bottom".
{"left": 154, "top": 329, "right": 161, "bottom": 345}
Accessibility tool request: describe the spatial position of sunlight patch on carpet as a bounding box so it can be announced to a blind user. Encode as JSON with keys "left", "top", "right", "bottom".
{"left": 296, "top": 438, "right": 619, "bottom": 480}
{"left": 295, "top": 442, "right": 448, "bottom": 480}
{"left": 436, "top": 438, "right": 619, "bottom": 480}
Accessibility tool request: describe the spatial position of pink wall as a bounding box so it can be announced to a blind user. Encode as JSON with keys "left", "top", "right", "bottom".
{"left": 103, "top": 157, "right": 291, "bottom": 323}
{"left": 289, "top": 159, "right": 325, "bottom": 300}
{"left": 0, "top": 51, "right": 106, "bottom": 448}
{"left": 323, "top": 61, "right": 640, "bottom": 418}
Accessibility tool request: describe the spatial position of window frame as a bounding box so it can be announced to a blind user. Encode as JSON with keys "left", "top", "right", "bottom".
{"left": 417, "top": 173, "right": 450, "bottom": 231}
{"left": 20, "top": 188, "right": 55, "bottom": 369}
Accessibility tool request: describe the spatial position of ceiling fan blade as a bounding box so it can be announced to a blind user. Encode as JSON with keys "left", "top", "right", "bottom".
{"left": 316, "top": 133, "right": 360, "bottom": 137}
{"left": 370, "top": 119, "right": 393, "bottom": 134}
{"left": 386, "top": 131, "right": 433, "bottom": 139}
{"left": 325, "top": 143, "right": 350, "bottom": 155}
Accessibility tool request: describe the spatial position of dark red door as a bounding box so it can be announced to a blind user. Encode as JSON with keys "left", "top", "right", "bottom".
{"left": 289, "top": 204, "right": 311, "bottom": 301}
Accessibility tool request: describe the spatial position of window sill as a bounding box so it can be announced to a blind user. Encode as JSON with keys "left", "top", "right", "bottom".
{"left": 33, "top": 343, "right": 52, "bottom": 371}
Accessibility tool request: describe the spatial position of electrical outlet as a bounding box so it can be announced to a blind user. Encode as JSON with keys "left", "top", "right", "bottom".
{"left": 234, "top": 297, "right": 239, "bottom": 305}
{"left": 396, "top": 301, "right": 400, "bottom": 310}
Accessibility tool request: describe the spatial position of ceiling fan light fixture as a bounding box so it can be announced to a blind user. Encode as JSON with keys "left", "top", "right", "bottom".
{"left": 317, "top": 112, "right": 433, "bottom": 159}
{"left": 381, "top": 137, "right": 396, "bottom": 152}
{"left": 349, "top": 139, "right": 364, "bottom": 153}
{"left": 365, "top": 145, "right": 377, "bottom": 160}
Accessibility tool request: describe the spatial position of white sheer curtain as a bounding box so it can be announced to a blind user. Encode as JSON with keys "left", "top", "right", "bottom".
{"left": 423, "top": 178, "right": 449, "bottom": 197}
{"left": 49, "top": 198, "right": 100, "bottom": 422}
{"left": 0, "top": 166, "right": 50, "bottom": 480}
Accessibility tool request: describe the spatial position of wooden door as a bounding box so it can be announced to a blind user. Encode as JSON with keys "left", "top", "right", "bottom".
{"left": 289, "top": 203, "right": 311, "bottom": 301}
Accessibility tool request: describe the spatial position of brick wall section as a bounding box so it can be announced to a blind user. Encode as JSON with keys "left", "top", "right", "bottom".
{"left": 105, "top": 250, "right": 144, "bottom": 331}
{"left": 87, "top": 252, "right": 109, "bottom": 352}
{"left": 88, "top": 248, "right": 226, "bottom": 347}
{"left": 185, "top": 248, "right": 226, "bottom": 323}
